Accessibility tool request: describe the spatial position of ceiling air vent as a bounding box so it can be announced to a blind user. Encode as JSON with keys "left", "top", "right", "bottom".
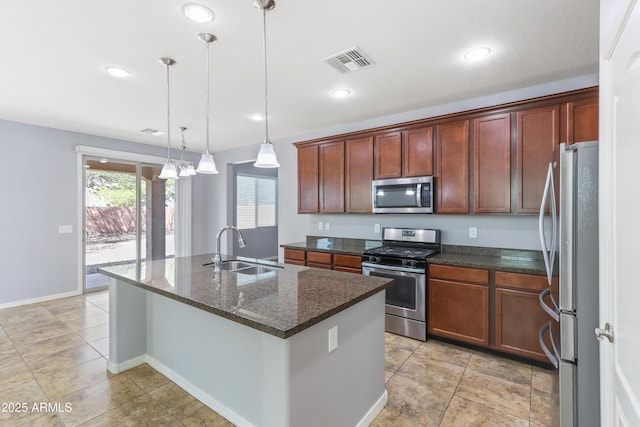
{"left": 323, "top": 47, "right": 374, "bottom": 73}
{"left": 140, "top": 128, "right": 164, "bottom": 136}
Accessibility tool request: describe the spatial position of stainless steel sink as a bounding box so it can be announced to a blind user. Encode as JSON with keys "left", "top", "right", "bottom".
{"left": 204, "top": 259, "right": 282, "bottom": 274}
{"left": 235, "top": 265, "right": 278, "bottom": 275}
{"left": 219, "top": 261, "right": 253, "bottom": 271}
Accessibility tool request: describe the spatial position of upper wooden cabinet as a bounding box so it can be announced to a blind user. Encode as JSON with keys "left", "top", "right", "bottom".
{"left": 373, "top": 132, "right": 402, "bottom": 179}
{"left": 403, "top": 127, "right": 434, "bottom": 177}
{"left": 345, "top": 136, "right": 374, "bottom": 213}
{"left": 472, "top": 114, "right": 511, "bottom": 213}
{"left": 297, "top": 145, "right": 319, "bottom": 213}
{"left": 515, "top": 105, "right": 560, "bottom": 214}
{"left": 319, "top": 141, "right": 345, "bottom": 213}
{"left": 436, "top": 120, "right": 470, "bottom": 213}
{"left": 294, "top": 87, "right": 598, "bottom": 216}
{"left": 561, "top": 96, "right": 599, "bottom": 144}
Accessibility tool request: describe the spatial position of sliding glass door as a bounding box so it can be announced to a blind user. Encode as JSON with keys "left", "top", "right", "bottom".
{"left": 83, "top": 157, "right": 175, "bottom": 292}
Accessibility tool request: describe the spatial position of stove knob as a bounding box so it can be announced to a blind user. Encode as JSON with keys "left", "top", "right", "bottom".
{"left": 370, "top": 256, "right": 381, "bottom": 263}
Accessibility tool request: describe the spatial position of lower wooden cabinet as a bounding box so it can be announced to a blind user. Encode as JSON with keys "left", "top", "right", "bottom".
{"left": 495, "top": 288, "right": 548, "bottom": 361}
{"left": 428, "top": 265, "right": 490, "bottom": 346}
{"left": 283, "top": 248, "right": 306, "bottom": 266}
{"left": 283, "top": 249, "right": 362, "bottom": 274}
{"left": 428, "top": 264, "right": 553, "bottom": 363}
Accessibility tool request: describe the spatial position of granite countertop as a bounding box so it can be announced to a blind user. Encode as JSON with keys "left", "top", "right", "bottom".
{"left": 428, "top": 245, "right": 548, "bottom": 275}
{"left": 280, "top": 236, "right": 382, "bottom": 256}
{"left": 99, "top": 254, "right": 391, "bottom": 339}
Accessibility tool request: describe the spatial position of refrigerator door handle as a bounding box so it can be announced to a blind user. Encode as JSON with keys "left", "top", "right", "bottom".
{"left": 539, "top": 163, "right": 557, "bottom": 285}
{"left": 539, "top": 321, "right": 559, "bottom": 368}
{"left": 539, "top": 287, "right": 559, "bottom": 322}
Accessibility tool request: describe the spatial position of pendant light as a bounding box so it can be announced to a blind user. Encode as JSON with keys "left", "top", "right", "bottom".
{"left": 178, "top": 127, "right": 197, "bottom": 177}
{"left": 158, "top": 57, "right": 179, "bottom": 180}
{"left": 253, "top": 0, "right": 280, "bottom": 168}
{"left": 196, "top": 32, "right": 219, "bottom": 174}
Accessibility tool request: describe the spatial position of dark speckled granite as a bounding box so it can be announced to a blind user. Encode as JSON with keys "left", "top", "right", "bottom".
{"left": 428, "top": 245, "right": 547, "bottom": 275}
{"left": 280, "top": 236, "right": 382, "bottom": 256}
{"left": 99, "top": 254, "right": 391, "bottom": 339}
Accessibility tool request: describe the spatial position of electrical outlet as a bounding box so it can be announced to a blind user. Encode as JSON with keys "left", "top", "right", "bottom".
{"left": 328, "top": 326, "right": 338, "bottom": 353}
{"left": 318, "top": 222, "right": 323, "bottom": 231}
{"left": 469, "top": 227, "right": 478, "bottom": 238}
{"left": 374, "top": 224, "right": 381, "bottom": 233}
{"left": 325, "top": 222, "right": 331, "bottom": 231}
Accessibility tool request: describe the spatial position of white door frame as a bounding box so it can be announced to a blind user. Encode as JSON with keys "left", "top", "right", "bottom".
{"left": 75, "top": 146, "right": 192, "bottom": 293}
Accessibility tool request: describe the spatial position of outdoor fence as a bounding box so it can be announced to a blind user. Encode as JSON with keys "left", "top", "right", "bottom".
{"left": 86, "top": 207, "right": 174, "bottom": 236}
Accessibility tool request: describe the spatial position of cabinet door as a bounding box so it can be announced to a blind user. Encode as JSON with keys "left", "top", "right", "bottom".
{"left": 472, "top": 114, "right": 511, "bottom": 213}
{"left": 436, "top": 120, "right": 470, "bottom": 213}
{"left": 402, "top": 127, "right": 434, "bottom": 177}
{"left": 561, "top": 97, "right": 599, "bottom": 145}
{"left": 345, "top": 136, "right": 374, "bottom": 213}
{"left": 495, "top": 288, "right": 549, "bottom": 361}
{"left": 428, "top": 278, "right": 489, "bottom": 346}
{"left": 373, "top": 132, "right": 402, "bottom": 179}
{"left": 319, "top": 141, "right": 345, "bottom": 213}
{"left": 515, "top": 105, "right": 560, "bottom": 213}
{"left": 297, "top": 145, "right": 319, "bottom": 213}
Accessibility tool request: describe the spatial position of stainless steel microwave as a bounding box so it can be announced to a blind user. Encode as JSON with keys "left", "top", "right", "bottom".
{"left": 372, "top": 176, "right": 434, "bottom": 213}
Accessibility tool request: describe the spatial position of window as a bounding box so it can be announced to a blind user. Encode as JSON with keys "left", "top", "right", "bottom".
{"left": 236, "top": 174, "right": 277, "bottom": 229}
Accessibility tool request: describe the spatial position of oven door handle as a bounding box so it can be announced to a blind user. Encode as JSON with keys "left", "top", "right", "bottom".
{"left": 362, "top": 263, "right": 425, "bottom": 274}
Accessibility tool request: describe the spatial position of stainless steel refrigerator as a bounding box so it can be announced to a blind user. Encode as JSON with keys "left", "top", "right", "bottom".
{"left": 538, "top": 141, "right": 600, "bottom": 427}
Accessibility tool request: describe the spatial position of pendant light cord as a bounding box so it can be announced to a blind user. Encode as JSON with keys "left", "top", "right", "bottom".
{"left": 166, "top": 63, "right": 172, "bottom": 161}
{"left": 262, "top": 6, "right": 270, "bottom": 144}
{"left": 205, "top": 39, "right": 211, "bottom": 154}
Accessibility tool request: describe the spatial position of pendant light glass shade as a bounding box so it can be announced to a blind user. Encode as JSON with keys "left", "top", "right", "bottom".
{"left": 159, "top": 161, "right": 179, "bottom": 179}
{"left": 196, "top": 152, "right": 218, "bottom": 173}
{"left": 254, "top": 142, "right": 280, "bottom": 168}
{"left": 253, "top": 0, "right": 280, "bottom": 168}
{"left": 196, "top": 32, "right": 220, "bottom": 175}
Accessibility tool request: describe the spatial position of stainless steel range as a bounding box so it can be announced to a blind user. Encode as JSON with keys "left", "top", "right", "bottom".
{"left": 361, "top": 227, "right": 441, "bottom": 341}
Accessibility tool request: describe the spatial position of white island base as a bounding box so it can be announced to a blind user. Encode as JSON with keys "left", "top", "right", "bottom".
{"left": 107, "top": 279, "right": 387, "bottom": 427}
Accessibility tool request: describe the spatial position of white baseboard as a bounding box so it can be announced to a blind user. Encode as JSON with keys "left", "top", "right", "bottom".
{"left": 0, "top": 289, "right": 82, "bottom": 310}
{"left": 356, "top": 389, "right": 388, "bottom": 427}
{"left": 145, "top": 354, "right": 253, "bottom": 427}
{"left": 107, "top": 355, "right": 146, "bottom": 374}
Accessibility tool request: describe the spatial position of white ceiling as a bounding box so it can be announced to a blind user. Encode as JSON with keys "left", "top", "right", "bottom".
{"left": 0, "top": 0, "right": 599, "bottom": 153}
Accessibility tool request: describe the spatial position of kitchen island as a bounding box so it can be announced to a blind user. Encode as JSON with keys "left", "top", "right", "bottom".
{"left": 99, "top": 254, "right": 391, "bottom": 427}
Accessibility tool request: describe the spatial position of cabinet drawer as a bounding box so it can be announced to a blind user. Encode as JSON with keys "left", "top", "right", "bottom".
{"left": 306, "top": 251, "right": 332, "bottom": 265}
{"left": 284, "top": 259, "right": 306, "bottom": 266}
{"left": 284, "top": 248, "right": 305, "bottom": 262}
{"left": 495, "top": 271, "right": 547, "bottom": 292}
{"left": 307, "top": 262, "right": 333, "bottom": 270}
{"left": 334, "top": 254, "right": 362, "bottom": 269}
{"left": 429, "top": 264, "right": 489, "bottom": 284}
{"left": 334, "top": 266, "right": 362, "bottom": 274}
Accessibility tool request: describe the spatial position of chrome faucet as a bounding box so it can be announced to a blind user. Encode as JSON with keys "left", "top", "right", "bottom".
{"left": 213, "top": 226, "right": 246, "bottom": 271}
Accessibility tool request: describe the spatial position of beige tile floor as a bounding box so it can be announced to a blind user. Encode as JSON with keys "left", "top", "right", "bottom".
{"left": 0, "top": 291, "right": 554, "bottom": 426}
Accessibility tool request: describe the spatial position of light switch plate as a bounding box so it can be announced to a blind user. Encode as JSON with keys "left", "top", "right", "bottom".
{"left": 325, "top": 222, "right": 331, "bottom": 231}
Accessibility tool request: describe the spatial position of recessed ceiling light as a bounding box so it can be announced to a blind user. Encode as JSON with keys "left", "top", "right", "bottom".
{"left": 332, "top": 88, "right": 351, "bottom": 98}
{"left": 182, "top": 3, "right": 215, "bottom": 23}
{"left": 105, "top": 66, "right": 130, "bottom": 78}
{"left": 250, "top": 114, "right": 264, "bottom": 121}
{"left": 140, "top": 128, "right": 165, "bottom": 136}
{"left": 463, "top": 47, "right": 491, "bottom": 61}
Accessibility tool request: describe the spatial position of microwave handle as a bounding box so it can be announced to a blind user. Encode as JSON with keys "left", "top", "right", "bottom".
{"left": 416, "top": 183, "right": 422, "bottom": 207}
